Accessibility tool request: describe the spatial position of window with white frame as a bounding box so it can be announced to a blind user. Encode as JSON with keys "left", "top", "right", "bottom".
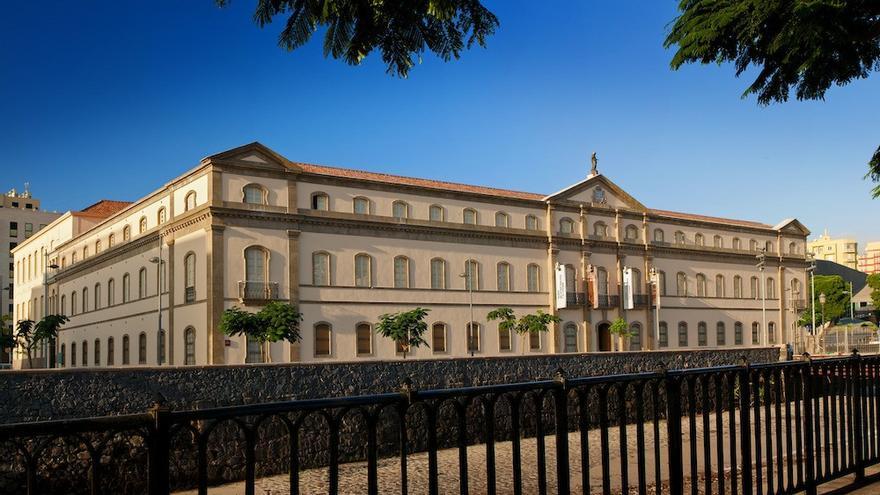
{"left": 393, "top": 256, "right": 410, "bottom": 288}
{"left": 496, "top": 262, "right": 511, "bottom": 291}
{"left": 354, "top": 253, "right": 372, "bottom": 287}
{"left": 430, "top": 258, "right": 446, "bottom": 289}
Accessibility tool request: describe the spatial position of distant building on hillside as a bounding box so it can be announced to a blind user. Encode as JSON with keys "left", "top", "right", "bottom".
{"left": 808, "top": 230, "right": 859, "bottom": 270}
{"left": 0, "top": 185, "right": 62, "bottom": 367}
{"left": 858, "top": 241, "right": 880, "bottom": 275}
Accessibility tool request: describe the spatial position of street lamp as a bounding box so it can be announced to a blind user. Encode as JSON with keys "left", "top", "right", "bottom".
{"left": 149, "top": 254, "right": 166, "bottom": 365}
{"left": 459, "top": 264, "right": 475, "bottom": 357}
{"left": 806, "top": 255, "right": 817, "bottom": 349}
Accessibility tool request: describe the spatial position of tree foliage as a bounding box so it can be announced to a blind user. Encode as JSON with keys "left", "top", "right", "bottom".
{"left": 14, "top": 314, "right": 69, "bottom": 368}
{"left": 217, "top": 0, "right": 499, "bottom": 77}
{"left": 798, "top": 275, "right": 851, "bottom": 326}
{"left": 219, "top": 302, "right": 303, "bottom": 362}
{"left": 609, "top": 317, "right": 631, "bottom": 337}
{"left": 487, "top": 307, "right": 560, "bottom": 353}
{"left": 868, "top": 273, "right": 880, "bottom": 312}
{"left": 665, "top": 0, "right": 880, "bottom": 196}
{"left": 375, "top": 307, "right": 430, "bottom": 358}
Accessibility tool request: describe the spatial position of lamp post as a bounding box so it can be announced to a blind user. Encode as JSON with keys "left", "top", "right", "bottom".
{"left": 149, "top": 246, "right": 166, "bottom": 365}
{"left": 843, "top": 282, "right": 855, "bottom": 353}
{"left": 459, "top": 263, "right": 475, "bottom": 357}
{"left": 807, "top": 255, "right": 816, "bottom": 352}
{"left": 757, "top": 248, "right": 767, "bottom": 346}
{"left": 42, "top": 252, "right": 59, "bottom": 367}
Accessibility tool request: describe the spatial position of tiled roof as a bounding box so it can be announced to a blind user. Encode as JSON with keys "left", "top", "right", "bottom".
{"left": 649, "top": 209, "right": 772, "bottom": 229}
{"left": 297, "top": 163, "right": 545, "bottom": 201}
{"left": 78, "top": 200, "right": 133, "bottom": 217}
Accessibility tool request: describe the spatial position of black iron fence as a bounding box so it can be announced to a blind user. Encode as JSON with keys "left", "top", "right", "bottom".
{"left": 2, "top": 352, "right": 880, "bottom": 494}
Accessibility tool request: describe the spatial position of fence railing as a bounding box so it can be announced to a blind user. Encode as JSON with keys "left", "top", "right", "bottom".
{"left": 2, "top": 352, "right": 880, "bottom": 495}
{"left": 237, "top": 281, "right": 279, "bottom": 302}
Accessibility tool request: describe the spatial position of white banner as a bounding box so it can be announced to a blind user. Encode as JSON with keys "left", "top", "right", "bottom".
{"left": 623, "top": 267, "right": 634, "bottom": 310}
{"left": 555, "top": 263, "right": 567, "bottom": 310}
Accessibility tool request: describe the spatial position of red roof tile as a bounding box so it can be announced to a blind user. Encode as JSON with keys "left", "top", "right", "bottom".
{"left": 649, "top": 209, "right": 771, "bottom": 229}
{"left": 78, "top": 200, "right": 133, "bottom": 218}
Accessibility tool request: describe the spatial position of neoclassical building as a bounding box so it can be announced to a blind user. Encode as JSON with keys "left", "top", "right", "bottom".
{"left": 12, "top": 143, "right": 810, "bottom": 368}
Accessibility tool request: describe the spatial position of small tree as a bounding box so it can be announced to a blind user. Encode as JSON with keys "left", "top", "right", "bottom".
{"left": 609, "top": 317, "right": 632, "bottom": 352}
{"left": 375, "top": 308, "right": 430, "bottom": 358}
{"left": 220, "top": 302, "right": 303, "bottom": 363}
{"left": 14, "top": 314, "right": 69, "bottom": 368}
{"left": 488, "top": 307, "right": 561, "bottom": 354}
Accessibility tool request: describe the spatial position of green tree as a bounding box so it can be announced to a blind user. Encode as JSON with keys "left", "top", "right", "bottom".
{"left": 798, "top": 275, "right": 850, "bottom": 327}
{"left": 219, "top": 302, "right": 303, "bottom": 363}
{"left": 665, "top": 1, "right": 880, "bottom": 197}
{"left": 13, "top": 314, "right": 69, "bottom": 369}
{"left": 217, "top": 0, "right": 499, "bottom": 77}
{"left": 868, "top": 273, "right": 880, "bottom": 315}
{"left": 487, "top": 307, "right": 561, "bottom": 354}
{"left": 609, "top": 317, "right": 632, "bottom": 352}
{"left": 375, "top": 307, "right": 430, "bottom": 358}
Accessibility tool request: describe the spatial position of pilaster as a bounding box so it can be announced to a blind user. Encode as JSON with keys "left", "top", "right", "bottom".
{"left": 288, "top": 229, "right": 301, "bottom": 362}
{"left": 205, "top": 223, "right": 226, "bottom": 364}
{"left": 166, "top": 237, "right": 175, "bottom": 365}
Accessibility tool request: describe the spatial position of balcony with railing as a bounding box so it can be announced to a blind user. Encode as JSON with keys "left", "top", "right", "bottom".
{"left": 237, "top": 281, "right": 279, "bottom": 303}
{"left": 632, "top": 294, "right": 651, "bottom": 307}
{"left": 596, "top": 294, "right": 619, "bottom": 308}
{"left": 565, "top": 292, "right": 587, "bottom": 306}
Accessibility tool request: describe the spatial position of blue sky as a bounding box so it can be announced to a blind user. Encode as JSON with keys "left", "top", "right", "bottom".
{"left": 2, "top": 1, "right": 878, "bottom": 247}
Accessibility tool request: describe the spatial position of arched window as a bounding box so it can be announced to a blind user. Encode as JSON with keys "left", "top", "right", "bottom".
{"left": 752, "top": 322, "right": 760, "bottom": 345}
{"left": 356, "top": 323, "right": 372, "bottom": 355}
{"left": 184, "top": 327, "right": 196, "bottom": 365}
{"left": 733, "top": 237, "right": 742, "bottom": 250}
{"left": 716, "top": 322, "right": 726, "bottom": 346}
{"left": 525, "top": 214, "right": 539, "bottom": 231}
{"left": 123, "top": 225, "right": 131, "bottom": 241}
{"left": 733, "top": 275, "right": 743, "bottom": 298}
{"left": 715, "top": 274, "right": 725, "bottom": 298}
{"left": 184, "top": 191, "right": 197, "bottom": 211}
{"left": 462, "top": 208, "right": 477, "bottom": 225}
{"left": 157, "top": 207, "right": 167, "bottom": 224}
{"left": 529, "top": 327, "right": 541, "bottom": 350}
{"left": 312, "top": 251, "right": 330, "bottom": 286}
{"left": 696, "top": 274, "right": 707, "bottom": 297}
{"left": 138, "top": 332, "right": 147, "bottom": 364}
{"left": 245, "top": 334, "right": 262, "bottom": 363}
{"left": 765, "top": 240, "right": 774, "bottom": 253}
{"left": 495, "top": 212, "right": 510, "bottom": 228}
{"left": 678, "top": 322, "right": 688, "bottom": 347}
{"left": 157, "top": 329, "right": 166, "bottom": 364}
{"left": 243, "top": 184, "right": 267, "bottom": 205}
{"left": 122, "top": 335, "right": 130, "bottom": 365}
{"left": 107, "top": 337, "right": 115, "bottom": 366}
{"left": 653, "top": 229, "right": 665, "bottom": 242}
{"left": 60, "top": 343, "right": 66, "bottom": 367}
{"left": 430, "top": 258, "right": 446, "bottom": 289}
{"left": 766, "top": 277, "right": 776, "bottom": 299}
{"left": 392, "top": 201, "right": 409, "bottom": 219}
{"left": 674, "top": 231, "right": 686, "bottom": 244}
{"left": 122, "top": 273, "right": 130, "bottom": 303}
{"left": 138, "top": 268, "right": 148, "bottom": 299}
{"left": 768, "top": 322, "right": 776, "bottom": 344}
{"left": 561, "top": 323, "right": 577, "bottom": 353}
{"left": 60, "top": 294, "right": 67, "bottom": 316}
{"left": 527, "top": 264, "right": 540, "bottom": 292}
{"left": 314, "top": 323, "right": 331, "bottom": 356}
{"left": 558, "top": 217, "right": 574, "bottom": 235}
{"left": 592, "top": 221, "right": 606, "bottom": 237}
{"left": 184, "top": 252, "right": 196, "bottom": 302}
{"left": 657, "top": 270, "right": 667, "bottom": 296}
{"left": 71, "top": 342, "right": 76, "bottom": 368}
{"left": 463, "top": 259, "right": 480, "bottom": 290}
{"left": 393, "top": 256, "right": 410, "bottom": 288}
{"left": 354, "top": 253, "right": 372, "bottom": 287}
{"left": 791, "top": 278, "right": 802, "bottom": 298}
{"left": 659, "top": 322, "right": 668, "bottom": 348}
{"left": 694, "top": 233, "right": 705, "bottom": 246}
{"left": 697, "top": 322, "right": 707, "bottom": 346}
{"left": 82, "top": 287, "right": 89, "bottom": 313}
{"left": 352, "top": 196, "right": 370, "bottom": 214}
{"left": 82, "top": 340, "right": 88, "bottom": 366}
{"left": 734, "top": 322, "right": 743, "bottom": 345}
{"left": 94, "top": 283, "right": 101, "bottom": 310}
{"left": 628, "top": 323, "right": 641, "bottom": 350}
{"left": 309, "top": 192, "right": 329, "bottom": 211}
{"left": 596, "top": 267, "right": 609, "bottom": 295}
{"left": 95, "top": 239, "right": 102, "bottom": 253}
{"left": 466, "top": 322, "right": 481, "bottom": 353}
{"left": 496, "top": 262, "right": 511, "bottom": 291}
{"left": 82, "top": 246, "right": 89, "bottom": 259}
{"left": 429, "top": 204, "right": 445, "bottom": 222}
{"left": 244, "top": 246, "right": 269, "bottom": 289}
{"left": 676, "top": 272, "right": 688, "bottom": 296}
{"left": 433, "top": 323, "right": 448, "bottom": 353}
{"left": 624, "top": 225, "right": 639, "bottom": 241}
{"left": 139, "top": 217, "right": 148, "bottom": 234}
{"left": 750, "top": 276, "right": 760, "bottom": 299}
{"left": 749, "top": 239, "right": 758, "bottom": 251}
{"left": 789, "top": 241, "right": 798, "bottom": 254}
{"left": 631, "top": 268, "right": 642, "bottom": 295}
{"left": 712, "top": 235, "right": 722, "bottom": 248}
{"left": 94, "top": 338, "right": 101, "bottom": 366}
{"left": 107, "top": 279, "right": 115, "bottom": 306}
{"left": 565, "top": 265, "right": 576, "bottom": 297}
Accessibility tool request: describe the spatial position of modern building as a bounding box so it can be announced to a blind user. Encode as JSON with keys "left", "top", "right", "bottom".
{"left": 1, "top": 186, "right": 62, "bottom": 366}
{"left": 858, "top": 242, "right": 880, "bottom": 275}
{"left": 808, "top": 230, "right": 859, "bottom": 270}
{"left": 13, "top": 143, "right": 810, "bottom": 368}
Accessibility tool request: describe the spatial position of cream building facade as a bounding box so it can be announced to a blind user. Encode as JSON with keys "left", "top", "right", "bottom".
{"left": 12, "top": 143, "right": 811, "bottom": 368}
{"left": 858, "top": 242, "right": 880, "bottom": 275}
{"left": 808, "top": 231, "right": 859, "bottom": 270}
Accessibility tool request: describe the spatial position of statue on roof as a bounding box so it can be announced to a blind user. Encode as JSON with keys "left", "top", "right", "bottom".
{"left": 590, "top": 152, "right": 598, "bottom": 176}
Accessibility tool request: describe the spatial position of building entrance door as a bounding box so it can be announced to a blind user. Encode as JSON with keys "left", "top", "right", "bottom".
{"left": 598, "top": 323, "right": 611, "bottom": 351}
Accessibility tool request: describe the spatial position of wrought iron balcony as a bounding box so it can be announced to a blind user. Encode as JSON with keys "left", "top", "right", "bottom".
{"left": 184, "top": 286, "right": 196, "bottom": 303}
{"left": 565, "top": 292, "right": 587, "bottom": 306}
{"left": 238, "top": 281, "right": 279, "bottom": 302}
{"left": 633, "top": 294, "right": 651, "bottom": 307}
{"left": 596, "top": 294, "right": 619, "bottom": 309}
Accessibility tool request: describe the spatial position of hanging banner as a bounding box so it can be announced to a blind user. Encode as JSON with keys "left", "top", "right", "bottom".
{"left": 623, "top": 267, "right": 634, "bottom": 310}
{"left": 555, "top": 263, "right": 567, "bottom": 309}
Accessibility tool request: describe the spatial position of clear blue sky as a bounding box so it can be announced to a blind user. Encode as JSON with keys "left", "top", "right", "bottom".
{"left": 2, "top": 1, "right": 878, "bottom": 247}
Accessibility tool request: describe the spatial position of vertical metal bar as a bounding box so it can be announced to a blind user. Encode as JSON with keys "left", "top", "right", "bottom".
{"left": 687, "top": 377, "right": 698, "bottom": 495}
{"left": 457, "top": 401, "right": 469, "bottom": 495}
{"left": 426, "top": 404, "right": 439, "bottom": 495}
{"left": 25, "top": 458, "right": 36, "bottom": 495}
{"left": 852, "top": 352, "right": 865, "bottom": 481}
{"left": 700, "top": 375, "right": 711, "bottom": 495}
{"left": 512, "top": 395, "right": 524, "bottom": 495}
{"left": 665, "top": 374, "right": 684, "bottom": 495}
{"left": 773, "top": 369, "right": 784, "bottom": 492}
{"left": 729, "top": 372, "right": 739, "bottom": 495}
{"left": 618, "top": 383, "right": 629, "bottom": 495}
{"left": 802, "top": 358, "right": 817, "bottom": 495}
{"left": 537, "top": 393, "right": 548, "bottom": 495}
{"left": 245, "top": 428, "right": 257, "bottom": 495}
{"left": 485, "top": 397, "right": 497, "bottom": 495}
{"left": 635, "top": 382, "right": 647, "bottom": 495}
{"left": 753, "top": 370, "right": 763, "bottom": 495}
{"left": 198, "top": 435, "right": 209, "bottom": 495}
{"left": 822, "top": 366, "right": 831, "bottom": 479}
{"left": 831, "top": 364, "right": 840, "bottom": 475}
{"left": 89, "top": 450, "right": 99, "bottom": 495}
{"left": 554, "top": 371, "right": 571, "bottom": 495}
{"left": 873, "top": 361, "right": 880, "bottom": 462}
{"left": 399, "top": 404, "right": 409, "bottom": 495}
{"left": 599, "top": 387, "right": 611, "bottom": 495}
{"left": 148, "top": 402, "right": 170, "bottom": 495}
{"left": 366, "top": 415, "right": 378, "bottom": 495}
{"left": 794, "top": 366, "right": 804, "bottom": 488}
{"left": 715, "top": 373, "right": 725, "bottom": 495}
{"left": 652, "top": 382, "right": 662, "bottom": 495}
{"left": 763, "top": 370, "right": 774, "bottom": 495}
{"left": 739, "top": 366, "right": 754, "bottom": 495}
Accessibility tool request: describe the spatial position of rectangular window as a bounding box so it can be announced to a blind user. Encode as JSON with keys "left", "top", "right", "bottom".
{"left": 24, "top": 223, "right": 33, "bottom": 238}
{"left": 498, "top": 327, "right": 511, "bottom": 351}
{"left": 9, "top": 221, "right": 18, "bottom": 237}
{"left": 529, "top": 330, "right": 540, "bottom": 350}
{"left": 432, "top": 324, "right": 446, "bottom": 353}
{"left": 659, "top": 323, "right": 668, "bottom": 348}
{"left": 353, "top": 197, "right": 369, "bottom": 215}
{"left": 393, "top": 258, "right": 409, "bottom": 288}
{"left": 429, "top": 205, "right": 444, "bottom": 222}
{"left": 466, "top": 324, "right": 480, "bottom": 352}
{"left": 430, "top": 259, "right": 445, "bottom": 289}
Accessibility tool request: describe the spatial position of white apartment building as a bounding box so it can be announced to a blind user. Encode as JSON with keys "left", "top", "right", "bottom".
{"left": 12, "top": 143, "right": 810, "bottom": 368}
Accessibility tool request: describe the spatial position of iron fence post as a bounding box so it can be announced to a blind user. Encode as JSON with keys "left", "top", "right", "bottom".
{"left": 553, "top": 368, "right": 571, "bottom": 495}
{"left": 738, "top": 358, "right": 754, "bottom": 495}
{"left": 148, "top": 395, "right": 171, "bottom": 495}
{"left": 852, "top": 350, "right": 865, "bottom": 482}
{"left": 664, "top": 367, "right": 684, "bottom": 494}
{"left": 802, "top": 353, "right": 817, "bottom": 495}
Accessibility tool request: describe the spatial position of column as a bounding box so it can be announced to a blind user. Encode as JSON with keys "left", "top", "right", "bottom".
{"left": 288, "top": 229, "right": 301, "bottom": 362}
{"left": 205, "top": 224, "right": 226, "bottom": 364}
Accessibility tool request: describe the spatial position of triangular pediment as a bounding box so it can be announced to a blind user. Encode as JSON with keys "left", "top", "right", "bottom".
{"left": 773, "top": 218, "right": 811, "bottom": 236}
{"left": 543, "top": 174, "right": 646, "bottom": 211}
{"left": 202, "top": 142, "right": 301, "bottom": 173}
